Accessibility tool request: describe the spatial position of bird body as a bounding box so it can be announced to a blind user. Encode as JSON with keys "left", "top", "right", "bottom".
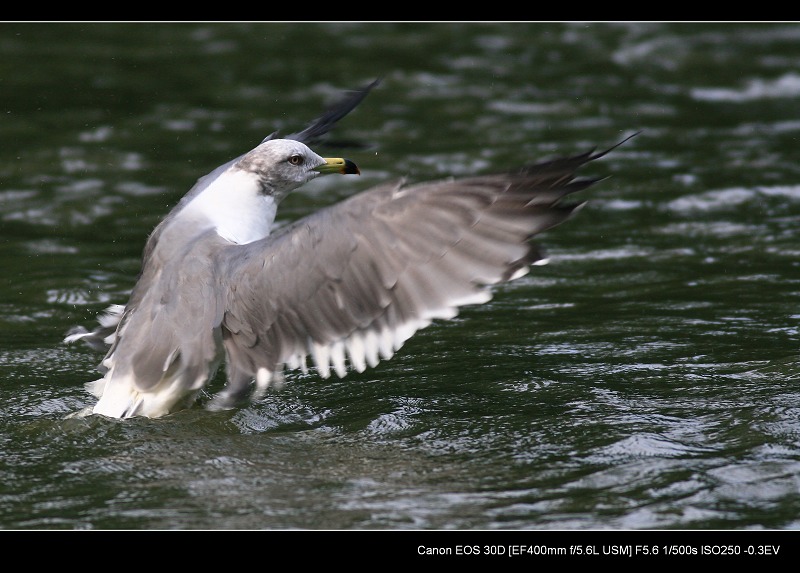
{"left": 66, "top": 80, "right": 632, "bottom": 419}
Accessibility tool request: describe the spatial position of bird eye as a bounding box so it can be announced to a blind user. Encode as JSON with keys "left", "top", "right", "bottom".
{"left": 288, "top": 155, "right": 303, "bottom": 166}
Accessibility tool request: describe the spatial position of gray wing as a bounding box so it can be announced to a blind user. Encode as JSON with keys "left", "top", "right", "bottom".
{"left": 95, "top": 226, "right": 228, "bottom": 389}
{"left": 212, "top": 143, "right": 620, "bottom": 407}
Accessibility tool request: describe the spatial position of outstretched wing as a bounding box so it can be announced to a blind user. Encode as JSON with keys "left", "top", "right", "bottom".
{"left": 212, "top": 141, "right": 627, "bottom": 407}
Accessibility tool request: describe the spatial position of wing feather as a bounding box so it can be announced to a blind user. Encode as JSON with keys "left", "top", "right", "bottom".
{"left": 217, "top": 144, "right": 617, "bottom": 402}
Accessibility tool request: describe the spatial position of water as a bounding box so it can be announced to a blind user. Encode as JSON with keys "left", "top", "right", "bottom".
{"left": 1, "top": 22, "right": 800, "bottom": 540}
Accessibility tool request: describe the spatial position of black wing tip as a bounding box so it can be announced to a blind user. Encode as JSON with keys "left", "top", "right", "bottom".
{"left": 358, "top": 77, "right": 383, "bottom": 93}
{"left": 283, "top": 78, "right": 382, "bottom": 146}
{"left": 589, "top": 130, "right": 642, "bottom": 161}
{"left": 518, "top": 130, "right": 640, "bottom": 177}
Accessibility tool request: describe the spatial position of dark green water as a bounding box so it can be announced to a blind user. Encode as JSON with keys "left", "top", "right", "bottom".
{"left": 2, "top": 22, "right": 800, "bottom": 538}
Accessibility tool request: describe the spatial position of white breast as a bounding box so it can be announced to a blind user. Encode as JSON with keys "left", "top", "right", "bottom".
{"left": 182, "top": 170, "right": 278, "bottom": 244}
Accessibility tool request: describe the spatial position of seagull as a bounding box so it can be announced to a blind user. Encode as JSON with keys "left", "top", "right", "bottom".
{"left": 65, "top": 79, "right": 634, "bottom": 419}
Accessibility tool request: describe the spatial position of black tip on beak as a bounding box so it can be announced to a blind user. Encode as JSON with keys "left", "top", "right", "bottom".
{"left": 342, "top": 158, "right": 360, "bottom": 175}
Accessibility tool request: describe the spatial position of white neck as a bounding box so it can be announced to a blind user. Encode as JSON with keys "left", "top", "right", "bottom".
{"left": 182, "top": 170, "right": 278, "bottom": 244}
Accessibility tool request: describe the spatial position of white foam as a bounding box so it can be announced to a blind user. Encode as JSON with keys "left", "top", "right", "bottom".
{"left": 666, "top": 188, "right": 754, "bottom": 212}
{"left": 691, "top": 72, "right": 800, "bottom": 102}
